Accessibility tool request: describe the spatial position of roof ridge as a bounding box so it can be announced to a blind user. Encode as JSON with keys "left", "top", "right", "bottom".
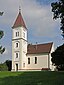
{"left": 29, "top": 42, "right": 53, "bottom": 46}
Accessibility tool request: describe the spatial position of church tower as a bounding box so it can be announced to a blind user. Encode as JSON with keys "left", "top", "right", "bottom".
{"left": 12, "top": 8, "right": 27, "bottom": 71}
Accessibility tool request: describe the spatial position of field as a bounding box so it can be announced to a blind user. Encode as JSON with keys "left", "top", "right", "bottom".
{"left": 0, "top": 71, "right": 64, "bottom": 85}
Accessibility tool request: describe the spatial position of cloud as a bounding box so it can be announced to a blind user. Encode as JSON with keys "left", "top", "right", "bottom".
{"left": 0, "top": 0, "right": 59, "bottom": 37}
{"left": 21, "top": 0, "right": 60, "bottom": 38}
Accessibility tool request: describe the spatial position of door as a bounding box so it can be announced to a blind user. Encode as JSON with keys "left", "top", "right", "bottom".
{"left": 16, "top": 64, "right": 18, "bottom": 71}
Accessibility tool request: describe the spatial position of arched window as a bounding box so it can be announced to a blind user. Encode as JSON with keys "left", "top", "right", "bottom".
{"left": 16, "top": 42, "right": 19, "bottom": 48}
{"left": 28, "top": 58, "right": 30, "bottom": 64}
{"left": 14, "top": 42, "right": 19, "bottom": 48}
{"left": 16, "top": 32, "right": 19, "bottom": 37}
{"left": 35, "top": 57, "right": 37, "bottom": 64}
{"left": 16, "top": 53, "right": 19, "bottom": 58}
{"left": 14, "top": 52, "right": 19, "bottom": 59}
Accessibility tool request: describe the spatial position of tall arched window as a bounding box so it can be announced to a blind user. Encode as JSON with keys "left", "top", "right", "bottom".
{"left": 35, "top": 57, "right": 37, "bottom": 64}
{"left": 28, "top": 58, "right": 30, "bottom": 64}
{"left": 16, "top": 32, "right": 19, "bottom": 37}
{"left": 16, "top": 53, "right": 19, "bottom": 58}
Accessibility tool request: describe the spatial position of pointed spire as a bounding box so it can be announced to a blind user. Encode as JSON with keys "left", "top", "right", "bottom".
{"left": 19, "top": 6, "right": 21, "bottom": 14}
{"left": 12, "top": 7, "right": 27, "bottom": 29}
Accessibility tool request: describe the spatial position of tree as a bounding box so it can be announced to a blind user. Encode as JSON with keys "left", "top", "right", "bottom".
{"left": 0, "top": 62, "right": 8, "bottom": 71}
{"left": 51, "top": 0, "right": 64, "bottom": 38}
{"left": 0, "top": 31, "right": 5, "bottom": 54}
{"left": 0, "top": 12, "right": 5, "bottom": 54}
{"left": 5, "top": 60, "right": 12, "bottom": 71}
{"left": 0, "top": 12, "right": 4, "bottom": 16}
{"left": 51, "top": 44, "right": 64, "bottom": 70}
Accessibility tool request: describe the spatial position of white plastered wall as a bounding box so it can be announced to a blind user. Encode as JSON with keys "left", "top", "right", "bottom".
{"left": 26, "top": 53, "right": 49, "bottom": 70}
{"left": 49, "top": 43, "right": 56, "bottom": 71}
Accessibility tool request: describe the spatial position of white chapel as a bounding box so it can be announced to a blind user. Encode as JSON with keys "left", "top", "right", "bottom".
{"left": 12, "top": 8, "right": 55, "bottom": 71}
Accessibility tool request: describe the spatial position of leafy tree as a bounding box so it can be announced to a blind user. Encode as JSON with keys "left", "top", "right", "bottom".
{"left": 0, "top": 12, "right": 4, "bottom": 16}
{"left": 5, "top": 60, "right": 12, "bottom": 71}
{"left": 0, "top": 31, "right": 5, "bottom": 54}
{"left": 51, "top": 0, "right": 64, "bottom": 38}
{"left": 0, "top": 12, "right": 5, "bottom": 54}
{"left": 0, "top": 63, "right": 8, "bottom": 71}
{"left": 51, "top": 44, "right": 64, "bottom": 70}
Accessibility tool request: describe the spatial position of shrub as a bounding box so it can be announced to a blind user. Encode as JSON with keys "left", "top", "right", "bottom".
{"left": 0, "top": 63, "right": 8, "bottom": 71}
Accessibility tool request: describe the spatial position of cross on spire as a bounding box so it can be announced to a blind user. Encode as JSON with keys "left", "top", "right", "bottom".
{"left": 12, "top": 6, "right": 27, "bottom": 29}
{"left": 19, "top": 6, "right": 21, "bottom": 13}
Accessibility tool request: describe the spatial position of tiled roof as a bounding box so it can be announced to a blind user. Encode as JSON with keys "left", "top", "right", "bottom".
{"left": 12, "top": 12, "right": 26, "bottom": 29}
{"left": 27, "top": 42, "right": 53, "bottom": 54}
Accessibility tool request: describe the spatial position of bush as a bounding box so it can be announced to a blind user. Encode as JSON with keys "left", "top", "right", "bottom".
{"left": 0, "top": 63, "right": 8, "bottom": 71}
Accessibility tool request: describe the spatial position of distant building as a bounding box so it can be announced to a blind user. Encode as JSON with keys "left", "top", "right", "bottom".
{"left": 12, "top": 8, "right": 55, "bottom": 71}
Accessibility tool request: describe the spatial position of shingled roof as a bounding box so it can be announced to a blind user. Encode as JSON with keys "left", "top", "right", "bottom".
{"left": 27, "top": 42, "right": 53, "bottom": 54}
{"left": 12, "top": 11, "right": 26, "bottom": 29}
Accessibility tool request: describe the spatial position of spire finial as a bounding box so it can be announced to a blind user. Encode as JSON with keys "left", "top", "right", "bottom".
{"left": 19, "top": 6, "right": 21, "bottom": 13}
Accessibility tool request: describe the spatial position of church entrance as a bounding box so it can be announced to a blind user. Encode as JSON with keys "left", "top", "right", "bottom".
{"left": 16, "top": 64, "right": 18, "bottom": 71}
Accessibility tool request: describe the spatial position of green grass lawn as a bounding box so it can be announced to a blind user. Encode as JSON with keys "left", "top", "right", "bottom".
{"left": 0, "top": 71, "right": 64, "bottom": 85}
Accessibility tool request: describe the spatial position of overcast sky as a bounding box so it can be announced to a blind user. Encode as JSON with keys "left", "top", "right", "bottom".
{"left": 0, "top": 0, "right": 63, "bottom": 63}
